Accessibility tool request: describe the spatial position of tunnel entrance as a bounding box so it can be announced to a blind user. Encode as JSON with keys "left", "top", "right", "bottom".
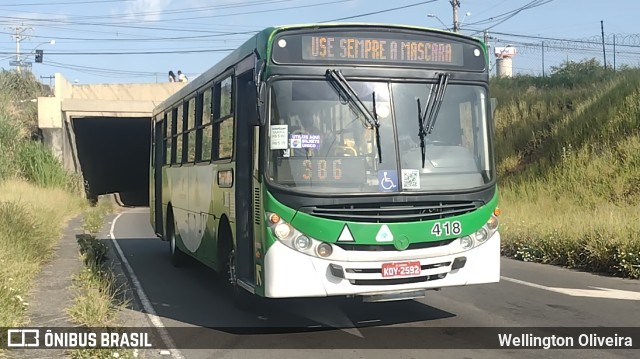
{"left": 73, "top": 117, "right": 151, "bottom": 206}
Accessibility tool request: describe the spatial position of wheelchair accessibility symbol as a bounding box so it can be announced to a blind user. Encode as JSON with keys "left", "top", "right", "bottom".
{"left": 378, "top": 170, "right": 398, "bottom": 192}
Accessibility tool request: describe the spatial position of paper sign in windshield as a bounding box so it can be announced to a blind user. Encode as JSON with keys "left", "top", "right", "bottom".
{"left": 402, "top": 169, "right": 420, "bottom": 189}
{"left": 270, "top": 125, "right": 289, "bottom": 150}
{"left": 290, "top": 133, "right": 321, "bottom": 149}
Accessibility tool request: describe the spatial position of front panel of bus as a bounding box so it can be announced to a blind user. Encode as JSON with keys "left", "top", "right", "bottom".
{"left": 255, "top": 26, "right": 500, "bottom": 299}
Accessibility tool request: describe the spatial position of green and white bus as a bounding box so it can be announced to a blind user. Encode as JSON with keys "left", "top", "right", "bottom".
{"left": 150, "top": 23, "right": 500, "bottom": 303}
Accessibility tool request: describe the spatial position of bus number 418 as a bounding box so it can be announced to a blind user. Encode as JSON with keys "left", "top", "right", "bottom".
{"left": 431, "top": 221, "right": 462, "bottom": 237}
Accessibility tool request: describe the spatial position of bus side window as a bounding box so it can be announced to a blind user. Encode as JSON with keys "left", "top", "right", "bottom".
{"left": 163, "top": 112, "right": 171, "bottom": 165}
{"left": 175, "top": 104, "right": 184, "bottom": 164}
{"left": 213, "top": 75, "right": 234, "bottom": 160}
{"left": 170, "top": 108, "right": 178, "bottom": 164}
{"left": 187, "top": 97, "right": 197, "bottom": 162}
{"left": 201, "top": 87, "right": 213, "bottom": 162}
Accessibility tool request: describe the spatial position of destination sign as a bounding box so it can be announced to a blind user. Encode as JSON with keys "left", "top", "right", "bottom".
{"left": 271, "top": 29, "right": 486, "bottom": 70}
{"left": 302, "top": 36, "right": 462, "bottom": 65}
{"left": 276, "top": 157, "right": 366, "bottom": 185}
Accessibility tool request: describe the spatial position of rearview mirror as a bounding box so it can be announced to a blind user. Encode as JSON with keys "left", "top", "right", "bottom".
{"left": 257, "top": 82, "right": 267, "bottom": 125}
{"left": 255, "top": 59, "right": 267, "bottom": 125}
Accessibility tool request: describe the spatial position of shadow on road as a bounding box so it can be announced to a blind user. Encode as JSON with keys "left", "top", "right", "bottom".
{"left": 106, "top": 235, "right": 456, "bottom": 335}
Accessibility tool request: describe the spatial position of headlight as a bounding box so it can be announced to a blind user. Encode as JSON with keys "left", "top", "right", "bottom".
{"left": 266, "top": 212, "right": 335, "bottom": 259}
{"left": 458, "top": 213, "right": 499, "bottom": 251}
{"left": 460, "top": 236, "right": 474, "bottom": 250}
{"left": 316, "top": 243, "right": 333, "bottom": 258}
{"left": 475, "top": 227, "right": 488, "bottom": 243}
{"left": 486, "top": 215, "right": 499, "bottom": 231}
{"left": 274, "top": 223, "right": 291, "bottom": 239}
{"left": 293, "top": 235, "right": 312, "bottom": 250}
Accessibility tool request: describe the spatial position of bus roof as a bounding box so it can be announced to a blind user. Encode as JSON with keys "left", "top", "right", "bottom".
{"left": 270, "top": 22, "right": 483, "bottom": 43}
{"left": 153, "top": 23, "right": 483, "bottom": 116}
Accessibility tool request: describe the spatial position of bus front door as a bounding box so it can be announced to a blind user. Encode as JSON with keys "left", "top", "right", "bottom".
{"left": 234, "top": 63, "right": 258, "bottom": 285}
{"left": 153, "top": 120, "right": 164, "bottom": 236}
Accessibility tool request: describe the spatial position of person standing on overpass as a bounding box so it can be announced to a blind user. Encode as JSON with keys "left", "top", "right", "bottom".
{"left": 177, "top": 70, "right": 188, "bottom": 83}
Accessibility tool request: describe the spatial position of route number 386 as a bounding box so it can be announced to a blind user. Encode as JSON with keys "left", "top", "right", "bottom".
{"left": 431, "top": 221, "right": 462, "bottom": 236}
{"left": 302, "top": 159, "right": 342, "bottom": 181}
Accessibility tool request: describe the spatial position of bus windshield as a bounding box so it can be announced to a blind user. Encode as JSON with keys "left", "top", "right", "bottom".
{"left": 266, "top": 79, "right": 493, "bottom": 194}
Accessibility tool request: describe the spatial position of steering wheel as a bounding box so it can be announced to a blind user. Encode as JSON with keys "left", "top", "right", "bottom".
{"left": 335, "top": 145, "right": 358, "bottom": 156}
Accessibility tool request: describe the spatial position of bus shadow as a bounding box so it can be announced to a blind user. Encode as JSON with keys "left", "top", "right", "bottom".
{"left": 106, "top": 236, "right": 457, "bottom": 339}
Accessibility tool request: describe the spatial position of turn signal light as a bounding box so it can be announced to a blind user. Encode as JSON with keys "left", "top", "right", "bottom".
{"left": 493, "top": 207, "right": 501, "bottom": 216}
{"left": 269, "top": 213, "right": 281, "bottom": 223}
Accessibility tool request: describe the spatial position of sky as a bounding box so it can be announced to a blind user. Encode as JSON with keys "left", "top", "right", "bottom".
{"left": 0, "top": 0, "right": 636, "bottom": 84}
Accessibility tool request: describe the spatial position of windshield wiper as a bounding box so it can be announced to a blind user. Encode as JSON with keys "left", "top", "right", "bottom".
{"left": 417, "top": 73, "right": 450, "bottom": 168}
{"left": 326, "top": 69, "right": 382, "bottom": 162}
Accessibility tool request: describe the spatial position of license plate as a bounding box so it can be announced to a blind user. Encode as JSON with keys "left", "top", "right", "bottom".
{"left": 381, "top": 261, "right": 421, "bottom": 278}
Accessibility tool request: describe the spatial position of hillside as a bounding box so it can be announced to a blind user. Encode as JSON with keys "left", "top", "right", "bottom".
{"left": 492, "top": 59, "right": 640, "bottom": 278}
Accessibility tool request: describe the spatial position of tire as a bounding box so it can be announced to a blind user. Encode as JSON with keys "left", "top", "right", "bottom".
{"left": 167, "top": 210, "right": 188, "bottom": 267}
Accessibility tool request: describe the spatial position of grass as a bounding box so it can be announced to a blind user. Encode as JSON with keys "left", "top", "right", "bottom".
{"left": 0, "top": 70, "right": 135, "bottom": 358}
{"left": 493, "top": 60, "right": 640, "bottom": 278}
{"left": 83, "top": 197, "right": 115, "bottom": 234}
{"left": 0, "top": 71, "right": 90, "bottom": 359}
{"left": 69, "top": 198, "right": 119, "bottom": 328}
{"left": 0, "top": 180, "right": 86, "bottom": 328}
{"left": 67, "top": 198, "right": 138, "bottom": 359}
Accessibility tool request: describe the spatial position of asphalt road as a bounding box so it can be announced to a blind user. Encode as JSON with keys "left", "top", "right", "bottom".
{"left": 109, "top": 208, "right": 640, "bottom": 359}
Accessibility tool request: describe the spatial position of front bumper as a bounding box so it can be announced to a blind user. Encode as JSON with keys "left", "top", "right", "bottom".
{"left": 263, "top": 231, "right": 500, "bottom": 298}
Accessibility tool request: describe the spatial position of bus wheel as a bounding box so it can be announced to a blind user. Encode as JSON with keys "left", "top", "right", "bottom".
{"left": 167, "top": 211, "right": 188, "bottom": 267}
{"left": 227, "top": 249, "right": 253, "bottom": 309}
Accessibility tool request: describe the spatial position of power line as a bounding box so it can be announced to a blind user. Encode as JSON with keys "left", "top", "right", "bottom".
{"left": 77, "top": 0, "right": 298, "bottom": 21}
{"left": 321, "top": 0, "right": 437, "bottom": 22}
{"left": 0, "top": 0, "right": 353, "bottom": 28}
{"left": 0, "top": 0, "right": 133, "bottom": 6}
{"left": 0, "top": 0, "right": 353, "bottom": 38}
{"left": 466, "top": 0, "right": 554, "bottom": 34}
{"left": 44, "top": 59, "right": 160, "bottom": 77}
{"left": 472, "top": 0, "right": 510, "bottom": 18}
{"left": 466, "top": 0, "right": 552, "bottom": 26}
{"left": 0, "top": 48, "right": 236, "bottom": 56}
{"left": 0, "top": 29, "right": 257, "bottom": 42}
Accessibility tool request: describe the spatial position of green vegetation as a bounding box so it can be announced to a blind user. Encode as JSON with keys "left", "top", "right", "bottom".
{"left": 68, "top": 199, "right": 137, "bottom": 359}
{"left": 83, "top": 198, "right": 114, "bottom": 234}
{"left": 493, "top": 59, "right": 640, "bottom": 278}
{"left": 0, "top": 71, "right": 86, "bottom": 332}
{"left": 0, "top": 182, "right": 85, "bottom": 328}
{"left": 0, "top": 70, "right": 133, "bottom": 358}
{"left": 69, "top": 198, "right": 119, "bottom": 328}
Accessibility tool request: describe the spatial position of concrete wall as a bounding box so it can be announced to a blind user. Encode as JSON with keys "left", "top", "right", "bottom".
{"left": 37, "top": 73, "right": 185, "bottom": 173}
{"left": 71, "top": 82, "right": 183, "bottom": 101}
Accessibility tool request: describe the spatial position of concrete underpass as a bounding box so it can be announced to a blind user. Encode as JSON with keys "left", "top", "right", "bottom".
{"left": 73, "top": 117, "right": 151, "bottom": 206}
{"left": 37, "top": 73, "right": 184, "bottom": 206}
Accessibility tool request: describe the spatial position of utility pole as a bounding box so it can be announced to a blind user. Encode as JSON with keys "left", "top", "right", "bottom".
{"left": 451, "top": 0, "right": 461, "bottom": 32}
{"left": 10, "top": 25, "right": 33, "bottom": 74}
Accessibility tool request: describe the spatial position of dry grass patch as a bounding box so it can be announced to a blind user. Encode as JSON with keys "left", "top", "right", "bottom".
{"left": 0, "top": 180, "right": 85, "bottom": 328}
{"left": 493, "top": 63, "right": 640, "bottom": 278}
